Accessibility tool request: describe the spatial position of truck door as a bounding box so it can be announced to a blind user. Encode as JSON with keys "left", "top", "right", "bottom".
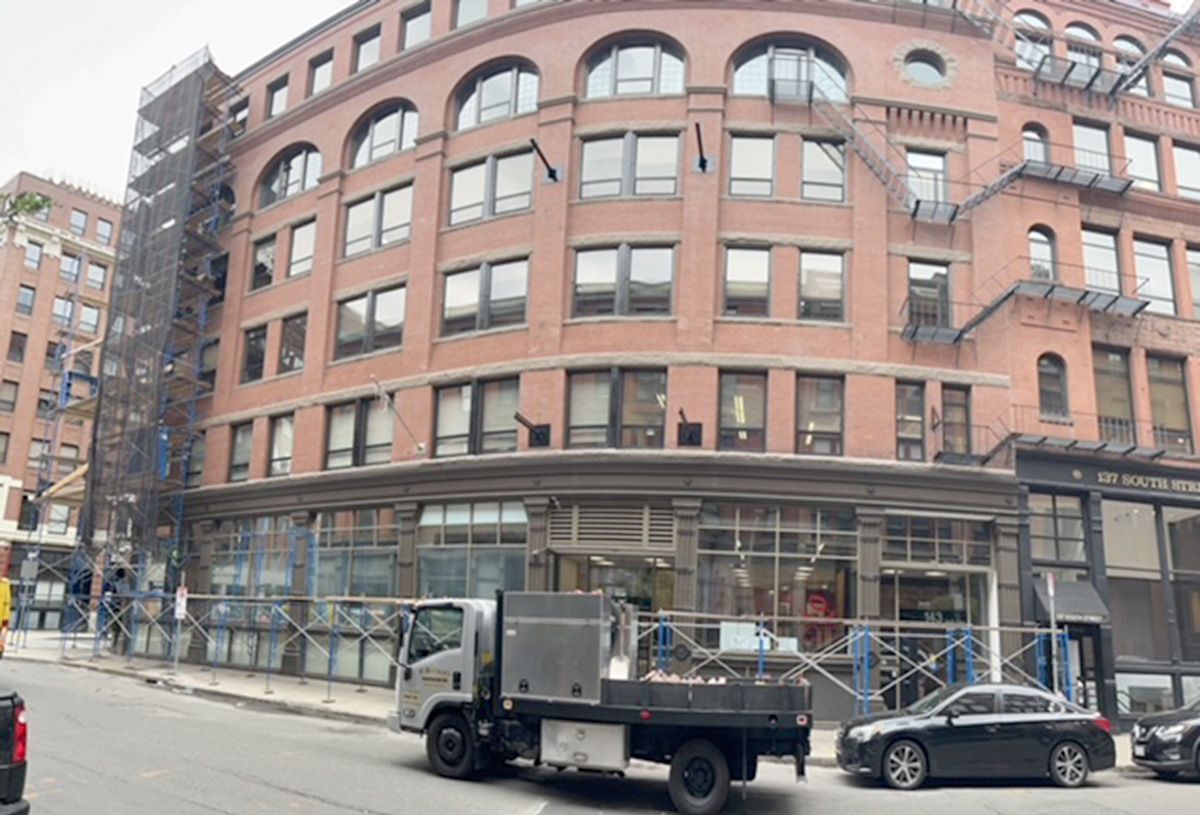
{"left": 399, "top": 604, "right": 473, "bottom": 729}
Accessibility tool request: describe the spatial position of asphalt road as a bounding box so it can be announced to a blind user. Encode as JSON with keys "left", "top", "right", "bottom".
{"left": 2, "top": 659, "right": 1196, "bottom": 815}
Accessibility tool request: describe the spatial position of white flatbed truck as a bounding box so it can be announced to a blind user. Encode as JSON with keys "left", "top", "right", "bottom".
{"left": 389, "top": 592, "right": 811, "bottom": 815}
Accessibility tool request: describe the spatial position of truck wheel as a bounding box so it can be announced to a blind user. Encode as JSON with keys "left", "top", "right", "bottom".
{"left": 668, "top": 739, "right": 730, "bottom": 815}
{"left": 426, "top": 712, "right": 476, "bottom": 780}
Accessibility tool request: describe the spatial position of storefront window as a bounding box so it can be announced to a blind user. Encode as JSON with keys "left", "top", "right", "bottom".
{"left": 556, "top": 555, "right": 674, "bottom": 612}
{"left": 879, "top": 570, "right": 988, "bottom": 625}
{"left": 1103, "top": 500, "right": 1160, "bottom": 574}
{"left": 1028, "top": 493, "right": 1087, "bottom": 564}
{"left": 1108, "top": 577, "right": 1170, "bottom": 661}
{"left": 884, "top": 515, "right": 992, "bottom": 566}
{"left": 696, "top": 502, "right": 856, "bottom": 649}
{"left": 1116, "top": 672, "right": 1174, "bottom": 715}
{"left": 417, "top": 502, "right": 527, "bottom": 598}
{"left": 1168, "top": 506, "right": 1200, "bottom": 663}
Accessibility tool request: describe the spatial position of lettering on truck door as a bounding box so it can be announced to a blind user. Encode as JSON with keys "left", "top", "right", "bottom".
{"left": 404, "top": 605, "right": 468, "bottom": 724}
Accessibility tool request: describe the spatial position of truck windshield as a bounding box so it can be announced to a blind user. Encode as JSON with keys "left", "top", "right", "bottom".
{"left": 409, "top": 606, "right": 464, "bottom": 662}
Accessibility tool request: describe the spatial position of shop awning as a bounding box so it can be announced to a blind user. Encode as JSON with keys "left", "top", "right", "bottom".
{"left": 1033, "top": 577, "right": 1110, "bottom": 625}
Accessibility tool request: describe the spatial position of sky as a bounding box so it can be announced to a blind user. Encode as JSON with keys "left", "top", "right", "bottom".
{"left": 0, "top": 0, "right": 1195, "bottom": 200}
{"left": 0, "top": 0, "right": 351, "bottom": 200}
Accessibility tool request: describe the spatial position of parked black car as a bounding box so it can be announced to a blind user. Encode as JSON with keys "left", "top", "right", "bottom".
{"left": 1131, "top": 697, "right": 1200, "bottom": 778}
{"left": 837, "top": 682, "right": 1115, "bottom": 789}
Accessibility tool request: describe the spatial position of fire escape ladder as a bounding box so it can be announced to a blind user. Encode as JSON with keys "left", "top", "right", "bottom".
{"left": 954, "top": 161, "right": 1029, "bottom": 219}
{"left": 1108, "top": 2, "right": 1200, "bottom": 100}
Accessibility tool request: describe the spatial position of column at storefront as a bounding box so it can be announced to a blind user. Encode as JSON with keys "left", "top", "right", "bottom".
{"left": 524, "top": 497, "right": 551, "bottom": 592}
{"left": 1086, "top": 491, "right": 1120, "bottom": 721}
{"left": 672, "top": 498, "right": 702, "bottom": 612}
{"left": 996, "top": 517, "right": 1023, "bottom": 677}
{"left": 395, "top": 502, "right": 418, "bottom": 598}
{"left": 186, "top": 519, "right": 216, "bottom": 663}
{"left": 283, "top": 510, "right": 313, "bottom": 676}
{"left": 856, "top": 509, "right": 883, "bottom": 619}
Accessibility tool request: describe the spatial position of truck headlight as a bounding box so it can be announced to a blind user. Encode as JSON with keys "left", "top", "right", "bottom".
{"left": 1156, "top": 724, "right": 1185, "bottom": 741}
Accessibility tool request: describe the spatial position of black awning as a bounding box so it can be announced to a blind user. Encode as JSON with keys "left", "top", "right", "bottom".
{"left": 1033, "top": 578, "right": 1110, "bottom": 625}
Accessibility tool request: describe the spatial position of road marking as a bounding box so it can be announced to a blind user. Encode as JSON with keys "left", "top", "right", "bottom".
{"left": 139, "top": 769, "right": 169, "bottom": 780}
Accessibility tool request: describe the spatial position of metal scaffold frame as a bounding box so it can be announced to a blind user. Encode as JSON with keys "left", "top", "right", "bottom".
{"left": 82, "top": 47, "right": 238, "bottom": 596}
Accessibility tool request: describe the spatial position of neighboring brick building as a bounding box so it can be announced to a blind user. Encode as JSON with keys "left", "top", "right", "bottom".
{"left": 0, "top": 173, "right": 120, "bottom": 626}
{"left": 126, "top": 0, "right": 1200, "bottom": 720}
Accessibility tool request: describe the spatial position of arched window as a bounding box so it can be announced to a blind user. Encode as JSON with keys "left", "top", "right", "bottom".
{"left": 1023, "top": 125, "right": 1049, "bottom": 162}
{"left": 1114, "top": 36, "right": 1150, "bottom": 96}
{"left": 1038, "top": 354, "right": 1069, "bottom": 418}
{"left": 585, "top": 39, "right": 685, "bottom": 98}
{"left": 732, "top": 39, "right": 848, "bottom": 102}
{"left": 1014, "top": 11, "right": 1052, "bottom": 71}
{"left": 1064, "top": 23, "right": 1100, "bottom": 42}
{"left": 1163, "top": 50, "right": 1192, "bottom": 69}
{"left": 1064, "top": 23, "right": 1103, "bottom": 73}
{"left": 456, "top": 63, "right": 539, "bottom": 131}
{"left": 259, "top": 145, "right": 322, "bottom": 207}
{"left": 349, "top": 102, "right": 419, "bottom": 169}
{"left": 1014, "top": 10, "right": 1051, "bottom": 31}
{"left": 1028, "top": 227, "right": 1056, "bottom": 280}
{"left": 1162, "top": 51, "right": 1196, "bottom": 108}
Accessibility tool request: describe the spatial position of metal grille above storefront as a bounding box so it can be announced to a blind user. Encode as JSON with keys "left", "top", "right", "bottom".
{"left": 549, "top": 504, "right": 675, "bottom": 551}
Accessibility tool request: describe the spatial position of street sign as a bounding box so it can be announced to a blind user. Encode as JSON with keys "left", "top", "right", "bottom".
{"left": 174, "top": 586, "right": 188, "bottom": 621}
{"left": 18, "top": 557, "right": 38, "bottom": 582}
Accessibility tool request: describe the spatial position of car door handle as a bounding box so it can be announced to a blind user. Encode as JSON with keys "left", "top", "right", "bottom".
{"left": 985, "top": 725, "right": 1001, "bottom": 734}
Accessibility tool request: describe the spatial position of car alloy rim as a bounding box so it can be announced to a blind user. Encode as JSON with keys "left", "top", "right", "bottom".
{"left": 887, "top": 745, "right": 922, "bottom": 787}
{"left": 1054, "top": 745, "right": 1085, "bottom": 785}
{"left": 438, "top": 725, "right": 466, "bottom": 764}
{"left": 682, "top": 756, "right": 716, "bottom": 798}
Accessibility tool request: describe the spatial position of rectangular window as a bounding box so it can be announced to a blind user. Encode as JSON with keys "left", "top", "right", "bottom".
{"left": 729, "top": 136, "right": 774, "bottom": 196}
{"left": 1190, "top": 247, "right": 1200, "bottom": 316}
{"left": 185, "top": 433, "right": 205, "bottom": 488}
{"left": 289, "top": 220, "right": 316, "bottom": 276}
{"left": 279, "top": 312, "right": 307, "bottom": 373}
{"left": 1164, "top": 73, "right": 1195, "bottom": 108}
{"left": 24, "top": 240, "right": 42, "bottom": 269}
{"left": 633, "top": 135, "right": 679, "bottom": 195}
{"left": 1082, "top": 228, "right": 1120, "bottom": 294}
{"left": 907, "top": 151, "right": 947, "bottom": 202}
{"left": 1175, "top": 144, "right": 1200, "bottom": 200}
{"left": 0, "top": 432, "right": 7, "bottom": 464}
{"left": 96, "top": 218, "right": 113, "bottom": 245}
{"left": 907, "top": 261, "right": 950, "bottom": 327}
{"left": 345, "top": 185, "right": 413, "bottom": 255}
{"left": 69, "top": 208, "right": 87, "bottom": 236}
{"left": 1124, "top": 133, "right": 1161, "bottom": 191}
{"left": 1028, "top": 493, "right": 1087, "bottom": 563}
{"left": 335, "top": 284, "right": 406, "bottom": 359}
{"left": 802, "top": 140, "right": 846, "bottom": 201}
{"left": 1073, "top": 122, "right": 1111, "bottom": 173}
{"left": 799, "top": 252, "right": 845, "bottom": 320}
{"left": 574, "top": 245, "right": 673, "bottom": 317}
{"left": 456, "top": 0, "right": 487, "bottom": 27}
{"left": 241, "top": 326, "right": 267, "bottom": 383}
{"left": 7, "top": 332, "right": 27, "bottom": 363}
{"left": 942, "top": 385, "right": 971, "bottom": 456}
{"left": 435, "top": 378, "right": 519, "bottom": 456}
{"left": 580, "top": 137, "right": 624, "bottom": 198}
{"left": 79, "top": 305, "right": 100, "bottom": 334}
{"left": 896, "top": 382, "right": 925, "bottom": 461}
{"left": 199, "top": 340, "right": 219, "bottom": 388}
{"left": 16, "top": 285, "right": 35, "bottom": 316}
{"left": 326, "top": 398, "right": 393, "bottom": 469}
{"left": 449, "top": 152, "right": 533, "bottom": 225}
{"left": 353, "top": 26, "right": 381, "bottom": 73}
{"left": 309, "top": 51, "right": 333, "bottom": 96}
{"left": 267, "top": 77, "right": 288, "bottom": 118}
{"left": 402, "top": 4, "right": 431, "bottom": 49}
{"left": 87, "top": 261, "right": 107, "bottom": 290}
{"left": 1093, "top": 347, "right": 1135, "bottom": 446}
{"left": 1148, "top": 356, "right": 1192, "bottom": 453}
{"left": 581, "top": 133, "right": 680, "bottom": 198}
{"left": 229, "top": 422, "right": 253, "bottom": 482}
{"left": 27, "top": 438, "right": 47, "bottom": 470}
{"left": 17, "top": 495, "right": 37, "bottom": 531}
{"left": 270, "top": 414, "right": 294, "bottom": 476}
{"left": 724, "top": 247, "right": 770, "bottom": 316}
{"left": 1133, "top": 238, "right": 1175, "bottom": 315}
{"left": 37, "top": 389, "right": 54, "bottom": 419}
{"left": 442, "top": 259, "right": 528, "bottom": 336}
{"left": 252, "top": 235, "right": 276, "bottom": 290}
{"left": 796, "top": 376, "right": 843, "bottom": 455}
{"left": 60, "top": 252, "right": 80, "bottom": 283}
{"left": 46, "top": 341, "right": 60, "bottom": 370}
{"left": 566, "top": 369, "right": 667, "bottom": 448}
{"left": 719, "top": 372, "right": 767, "bottom": 452}
{"left": 0, "top": 381, "right": 18, "bottom": 412}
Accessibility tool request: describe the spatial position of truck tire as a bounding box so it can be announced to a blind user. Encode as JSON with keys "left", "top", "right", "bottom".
{"left": 426, "top": 712, "right": 476, "bottom": 780}
{"left": 668, "top": 739, "right": 730, "bottom": 815}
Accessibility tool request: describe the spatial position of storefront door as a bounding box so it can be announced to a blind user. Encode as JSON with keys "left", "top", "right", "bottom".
{"left": 553, "top": 554, "right": 674, "bottom": 613}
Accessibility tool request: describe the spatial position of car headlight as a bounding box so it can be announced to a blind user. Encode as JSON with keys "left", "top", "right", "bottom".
{"left": 847, "top": 723, "right": 885, "bottom": 742}
{"left": 1156, "top": 724, "right": 1186, "bottom": 741}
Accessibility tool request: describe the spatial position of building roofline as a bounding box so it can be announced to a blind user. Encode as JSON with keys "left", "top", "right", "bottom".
{"left": 1, "top": 171, "right": 122, "bottom": 211}
{"left": 234, "top": 0, "right": 380, "bottom": 83}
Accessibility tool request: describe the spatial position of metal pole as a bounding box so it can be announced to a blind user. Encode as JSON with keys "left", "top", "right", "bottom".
{"left": 171, "top": 615, "right": 182, "bottom": 676}
{"left": 1047, "top": 574, "right": 1059, "bottom": 695}
{"left": 324, "top": 601, "right": 339, "bottom": 704}
{"left": 756, "top": 618, "right": 766, "bottom": 680}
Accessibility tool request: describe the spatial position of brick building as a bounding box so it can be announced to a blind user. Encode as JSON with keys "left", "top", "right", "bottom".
{"left": 0, "top": 173, "right": 120, "bottom": 626}
{"left": 115, "top": 0, "right": 1200, "bottom": 721}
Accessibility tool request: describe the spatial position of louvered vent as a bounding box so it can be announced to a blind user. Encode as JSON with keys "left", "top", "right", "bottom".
{"left": 549, "top": 504, "right": 675, "bottom": 551}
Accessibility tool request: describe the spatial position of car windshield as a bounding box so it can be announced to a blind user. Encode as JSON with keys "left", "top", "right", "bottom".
{"left": 1186, "top": 697, "right": 1200, "bottom": 713}
{"left": 905, "top": 685, "right": 963, "bottom": 715}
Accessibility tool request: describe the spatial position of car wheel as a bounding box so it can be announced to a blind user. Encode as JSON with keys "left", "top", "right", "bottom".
{"left": 882, "top": 740, "right": 927, "bottom": 790}
{"left": 426, "top": 712, "right": 476, "bottom": 780}
{"left": 1049, "top": 741, "right": 1089, "bottom": 788}
{"left": 668, "top": 739, "right": 730, "bottom": 815}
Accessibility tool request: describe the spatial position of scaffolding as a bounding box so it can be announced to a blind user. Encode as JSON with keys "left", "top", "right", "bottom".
{"left": 82, "top": 48, "right": 237, "bottom": 595}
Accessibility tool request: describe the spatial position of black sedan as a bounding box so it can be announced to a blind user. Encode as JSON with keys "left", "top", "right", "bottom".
{"left": 1131, "top": 696, "right": 1200, "bottom": 778}
{"left": 836, "top": 683, "right": 1116, "bottom": 789}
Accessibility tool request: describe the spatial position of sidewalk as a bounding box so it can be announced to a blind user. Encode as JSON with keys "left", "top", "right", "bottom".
{"left": 4, "top": 631, "right": 1134, "bottom": 771}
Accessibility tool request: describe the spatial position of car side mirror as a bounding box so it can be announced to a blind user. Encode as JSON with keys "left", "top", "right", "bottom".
{"left": 944, "top": 709, "right": 958, "bottom": 724}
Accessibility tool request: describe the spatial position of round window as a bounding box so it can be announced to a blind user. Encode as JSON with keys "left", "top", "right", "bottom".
{"left": 904, "top": 51, "right": 946, "bottom": 85}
